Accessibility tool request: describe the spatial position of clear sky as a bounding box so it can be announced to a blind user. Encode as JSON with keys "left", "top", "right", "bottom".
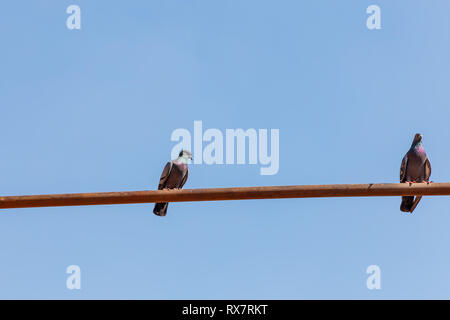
{"left": 1, "top": 0, "right": 450, "bottom": 299}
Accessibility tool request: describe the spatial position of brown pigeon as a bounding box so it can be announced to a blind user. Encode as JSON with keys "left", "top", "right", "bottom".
{"left": 153, "top": 150, "right": 192, "bottom": 216}
{"left": 400, "top": 133, "right": 431, "bottom": 213}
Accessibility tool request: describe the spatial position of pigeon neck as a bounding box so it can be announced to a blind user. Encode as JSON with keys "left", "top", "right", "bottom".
{"left": 411, "top": 141, "right": 422, "bottom": 149}
{"left": 411, "top": 141, "right": 425, "bottom": 154}
{"left": 177, "top": 157, "right": 188, "bottom": 164}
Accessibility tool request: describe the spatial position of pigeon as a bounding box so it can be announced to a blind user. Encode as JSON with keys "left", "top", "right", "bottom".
{"left": 153, "top": 150, "right": 192, "bottom": 216}
{"left": 400, "top": 133, "right": 431, "bottom": 213}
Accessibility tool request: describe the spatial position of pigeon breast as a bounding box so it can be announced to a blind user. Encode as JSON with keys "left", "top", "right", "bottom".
{"left": 405, "top": 149, "right": 428, "bottom": 182}
{"left": 165, "top": 161, "right": 187, "bottom": 188}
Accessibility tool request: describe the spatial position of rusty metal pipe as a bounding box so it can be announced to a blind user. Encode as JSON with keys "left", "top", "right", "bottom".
{"left": 0, "top": 182, "right": 448, "bottom": 209}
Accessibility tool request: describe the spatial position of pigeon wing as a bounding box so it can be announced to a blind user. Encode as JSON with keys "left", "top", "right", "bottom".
{"left": 158, "top": 162, "right": 173, "bottom": 190}
{"left": 424, "top": 158, "right": 431, "bottom": 182}
{"left": 400, "top": 154, "right": 408, "bottom": 182}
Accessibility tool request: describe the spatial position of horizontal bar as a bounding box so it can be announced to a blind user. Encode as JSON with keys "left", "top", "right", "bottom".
{"left": 0, "top": 182, "right": 447, "bottom": 209}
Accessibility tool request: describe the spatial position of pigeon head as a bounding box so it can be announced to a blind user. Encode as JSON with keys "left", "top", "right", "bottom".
{"left": 413, "top": 133, "right": 423, "bottom": 142}
{"left": 179, "top": 150, "right": 193, "bottom": 160}
{"left": 411, "top": 133, "right": 423, "bottom": 147}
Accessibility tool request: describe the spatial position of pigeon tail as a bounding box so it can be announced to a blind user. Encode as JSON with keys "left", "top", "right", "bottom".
{"left": 153, "top": 202, "right": 169, "bottom": 216}
{"left": 400, "top": 196, "right": 414, "bottom": 212}
{"left": 409, "top": 196, "right": 422, "bottom": 213}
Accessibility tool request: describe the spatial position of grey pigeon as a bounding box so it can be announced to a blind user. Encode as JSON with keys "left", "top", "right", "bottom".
{"left": 400, "top": 133, "right": 431, "bottom": 213}
{"left": 153, "top": 150, "right": 192, "bottom": 216}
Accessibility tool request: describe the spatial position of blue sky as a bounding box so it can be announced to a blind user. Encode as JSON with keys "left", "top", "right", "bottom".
{"left": 1, "top": 0, "right": 450, "bottom": 299}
